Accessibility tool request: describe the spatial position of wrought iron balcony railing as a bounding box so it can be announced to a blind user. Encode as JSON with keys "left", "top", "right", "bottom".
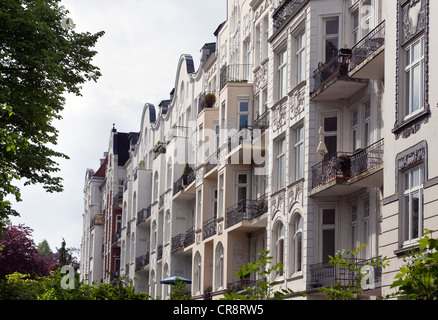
{"left": 185, "top": 226, "right": 195, "bottom": 247}
{"left": 272, "top": 0, "right": 305, "bottom": 33}
{"left": 350, "top": 139, "right": 384, "bottom": 177}
{"left": 157, "top": 244, "right": 163, "bottom": 260}
{"left": 311, "top": 152, "right": 353, "bottom": 189}
{"left": 220, "top": 64, "right": 252, "bottom": 90}
{"left": 350, "top": 21, "right": 385, "bottom": 71}
{"left": 135, "top": 253, "right": 150, "bottom": 270}
{"left": 111, "top": 231, "right": 121, "bottom": 244}
{"left": 253, "top": 110, "right": 269, "bottom": 132}
{"left": 308, "top": 257, "right": 383, "bottom": 290}
{"left": 203, "top": 217, "right": 217, "bottom": 240}
{"left": 226, "top": 194, "right": 268, "bottom": 229}
{"left": 136, "top": 206, "right": 151, "bottom": 224}
{"left": 312, "top": 48, "right": 352, "bottom": 93}
{"left": 171, "top": 233, "right": 186, "bottom": 252}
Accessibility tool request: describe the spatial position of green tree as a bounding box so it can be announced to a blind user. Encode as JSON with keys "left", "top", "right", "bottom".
{"left": 390, "top": 230, "right": 438, "bottom": 300}
{"left": 319, "top": 245, "right": 388, "bottom": 300}
{"left": 0, "top": 0, "right": 104, "bottom": 224}
{"left": 37, "top": 239, "right": 52, "bottom": 256}
{"left": 223, "top": 249, "right": 306, "bottom": 300}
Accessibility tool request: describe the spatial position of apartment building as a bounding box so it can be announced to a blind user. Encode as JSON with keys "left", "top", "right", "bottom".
{"left": 80, "top": 0, "right": 438, "bottom": 299}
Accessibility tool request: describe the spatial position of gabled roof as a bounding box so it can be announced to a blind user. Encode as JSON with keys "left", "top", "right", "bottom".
{"left": 94, "top": 155, "right": 108, "bottom": 178}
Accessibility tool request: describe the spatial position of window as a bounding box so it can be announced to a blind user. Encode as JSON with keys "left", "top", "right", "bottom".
{"left": 351, "top": 204, "right": 358, "bottom": 249}
{"left": 215, "top": 242, "right": 224, "bottom": 290}
{"left": 296, "top": 32, "right": 306, "bottom": 83}
{"left": 324, "top": 17, "right": 339, "bottom": 61}
{"left": 363, "top": 199, "right": 371, "bottom": 258}
{"left": 352, "top": 109, "right": 359, "bottom": 151}
{"left": 262, "top": 15, "right": 269, "bottom": 61}
{"left": 404, "top": 36, "right": 425, "bottom": 118}
{"left": 219, "top": 174, "right": 224, "bottom": 218}
{"left": 277, "top": 48, "right": 287, "bottom": 99}
{"left": 294, "top": 126, "right": 304, "bottom": 180}
{"left": 275, "top": 222, "right": 285, "bottom": 276}
{"left": 194, "top": 252, "right": 202, "bottom": 295}
{"left": 212, "top": 187, "right": 218, "bottom": 219}
{"left": 255, "top": 23, "right": 261, "bottom": 65}
{"left": 276, "top": 139, "right": 286, "bottom": 189}
{"left": 244, "top": 40, "right": 252, "bottom": 79}
{"left": 323, "top": 116, "right": 338, "bottom": 158}
{"left": 403, "top": 166, "right": 424, "bottom": 243}
{"left": 352, "top": 10, "right": 359, "bottom": 45}
{"left": 290, "top": 214, "right": 303, "bottom": 274}
{"left": 364, "top": 101, "right": 371, "bottom": 147}
{"left": 236, "top": 173, "right": 249, "bottom": 204}
{"left": 321, "top": 209, "right": 336, "bottom": 261}
{"left": 238, "top": 100, "right": 249, "bottom": 130}
{"left": 154, "top": 172, "right": 159, "bottom": 199}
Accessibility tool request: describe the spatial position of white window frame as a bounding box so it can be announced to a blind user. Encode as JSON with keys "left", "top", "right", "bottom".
{"left": 404, "top": 35, "right": 425, "bottom": 119}
{"left": 276, "top": 48, "right": 287, "bottom": 100}
{"left": 276, "top": 138, "right": 286, "bottom": 190}
{"left": 402, "top": 165, "right": 424, "bottom": 245}
{"left": 296, "top": 31, "right": 306, "bottom": 84}
{"left": 294, "top": 125, "right": 304, "bottom": 180}
{"left": 323, "top": 16, "right": 339, "bottom": 61}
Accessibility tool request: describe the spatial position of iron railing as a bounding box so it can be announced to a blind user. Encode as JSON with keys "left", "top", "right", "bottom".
{"left": 171, "top": 233, "right": 186, "bottom": 252}
{"left": 220, "top": 64, "right": 252, "bottom": 90}
{"left": 350, "top": 21, "right": 385, "bottom": 71}
{"left": 227, "top": 279, "right": 265, "bottom": 294}
{"left": 313, "top": 48, "right": 352, "bottom": 92}
{"left": 311, "top": 152, "right": 353, "bottom": 189}
{"left": 185, "top": 226, "right": 195, "bottom": 247}
{"left": 203, "top": 217, "right": 217, "bottom": 240}
{"left": 308, "top": 257, "right": 383, "bottom": 290}
{"left": 90, "top": 214, "right": 104, "bottom": 229}
{"left": 157, "top": 244, "right": 163, "bottom": 261}
{"left": 173, "top": 176, "right": 184, "bottom": 195}
{"left": 272, "top": 0, "right": 305, "bottom": 32}
{"left": 204, "top": 151, "right": 218, "bottom": 174}
{"left": 136, "top": 206, "right": 151, "bottom": 224}
{"left": 253, "top": 110, "right": 269, "bottom": 132}
{"left": 198, "top": 91, "right": 219, "bottom": 113}
{"left": 226, "top": 194, "right": 268, "bottom": 228}
{"left": 135, "top": 253, "right": 150, "bottom": 270}
{"left": 111, "top": 231, "right": 121, "bottom": 244}
{"left": 351, "top": 139, "right": 384, "bottom": 177}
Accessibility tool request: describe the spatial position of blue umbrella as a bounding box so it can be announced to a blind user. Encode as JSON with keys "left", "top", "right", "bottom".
{"left": 160, "top": 276, "right": 192, "bottom": 284}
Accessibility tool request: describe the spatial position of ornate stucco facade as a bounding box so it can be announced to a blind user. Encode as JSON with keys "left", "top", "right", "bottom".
{"left": 80, "top": 0, "right": 438, "bottom": 300}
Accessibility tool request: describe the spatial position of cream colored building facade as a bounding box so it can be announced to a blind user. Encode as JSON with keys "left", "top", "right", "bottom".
{"left": 80, "top": 0, "right": 438, "bottom": 299}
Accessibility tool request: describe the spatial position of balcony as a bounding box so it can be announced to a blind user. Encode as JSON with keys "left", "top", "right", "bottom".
{"left": 272, "top": 0, "right": 306, "bottom": 33}
{"left": 349, "top": 139, "right": 384, "bottom": 188}
{"left": 173, "top": 169, "right": 196, "bottom": 197}
{"left": 198, "top": 92, "right": 218, "bottom": 114}
{"left": 350, "top": 21, "right": 385, "bottom": 80}
{"left": 159, "top": 193, "right": 165, "bottom": 209}
{"left": 90, "top": 214, "right": 104, "bottom": 229}
{"left": 310, "top": 152, "right": 360, "bottom": 197}
{"left": 311, "top": 48, "right": 368, "bottom": 101}
{"left": 184, "top": 226, "right": 195, "bottom": 248}
{"left": 111, "top": 231, "right": 121, "bottom": 246}
{"left": 253, "top": 110, "right": 269, "bottom": 132}
{"left": 308, "top": 257, "right": 383, "bottom": 292}
{"left": 136, "top": 206, "right": 151, "bottom": 226}
{"left": 226, "top": 194, "right": 268, "bottom": 230}
{"left": 220, "top": 64, "right": 252, "bottom": 90}
{"left": 203, "top": 217, "right": 217, "bottom": 240}
{"left": 311, "top": 140, "right": 384, "bottom": 196}
{"left": 171, "top": 233, "right": 186, "bottom": 252}
{"left": 135, "top": 253, "right": 150, "bottom": 271}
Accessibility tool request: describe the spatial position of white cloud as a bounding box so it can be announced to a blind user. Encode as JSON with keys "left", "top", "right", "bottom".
{"left": 10, "top": 0, "right": 226, "bottom": 251}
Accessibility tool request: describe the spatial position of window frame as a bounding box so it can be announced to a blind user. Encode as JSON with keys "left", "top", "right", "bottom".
{"left": 402, "top": 165, "right": 424, "bottom": 245}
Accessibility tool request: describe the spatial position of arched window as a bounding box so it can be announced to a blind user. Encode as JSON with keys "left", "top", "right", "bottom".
{"left": 163, "top": 263, "right": 169, "bottom": 299}
{"left": 290, "top": 214, "right": 303, "bottom": 275}
{"left": 215, "top": 242, "right": 224, "bottom": 290}
{"left": 154, "top": 171, "right": 159, "bottom": 199}
{"left": 152, "top": 220, "right": 157, "bottom": 249}
{"left": 194, "top": 251, "right": 202, "bottom": 295}
{"left": 274, "top": 221, "right": 285, "bottom": 277}
{"left": 165, "top": 210, "right": 171, "bottom": 244}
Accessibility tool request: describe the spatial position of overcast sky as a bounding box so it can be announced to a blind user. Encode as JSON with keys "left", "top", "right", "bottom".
{"left": 10, "top": 0, "right": 226, "bottom": 253}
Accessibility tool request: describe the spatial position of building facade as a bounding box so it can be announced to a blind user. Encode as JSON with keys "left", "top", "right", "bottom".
{"left": 80, "top": 0, "right": 438, "bottom": 299}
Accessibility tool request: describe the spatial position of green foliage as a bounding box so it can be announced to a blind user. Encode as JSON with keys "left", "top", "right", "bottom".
{"left": 222, "top": 249, "right": 306, "bottom": 300}
{"left": 0, "top": 0, "right": 104, "bottom": 222}
{"left": 319, "top": 245, "right": 388, "bottom": 300}
{"left": 168, "top": 278, "right": 192, "bottom": 300}
{"left": 390, "top": 229, "right": 438, "bottom": 300}
{"left": 0, "top": 269, "right": 152, "bottom": 300}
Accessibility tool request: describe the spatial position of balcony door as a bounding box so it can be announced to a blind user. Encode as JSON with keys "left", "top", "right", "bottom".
{"left": 322, "top": 115, "right": 338, "bottom": 159}
{"left": 236, "top": 173, "right": 249, "bottom": 210}
{"left": 321, "top": 208, "right": 336, "bottom": 262}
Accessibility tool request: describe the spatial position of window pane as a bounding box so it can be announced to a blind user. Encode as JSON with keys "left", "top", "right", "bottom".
{"left": 412, "top": 168, "right": 420, "bottom": 187}
{"left": 322, "top": 230, "right": 335, "bottom": 260}
{"left": 413, "top": 41, "right": 421, "bottom": 61}
{"left": 238, "top": 174, "right": 247, "bottom": 184}
{"left": 412, "top": 64, "right": 421, "bottom": 112}
{"left": 412, "top": 191, "right": 420, "bottom": 239}
{"left": 324, "top": 117, "right": 338, "bottom": 132}
{"left": 326, "top": 19, "right": 339, "bottom": 34}
{"left": 239, "top": 114, "right": 249, "bottom": 129}
{"left": 239, "top": 101, "right": 249, "bottom": 112}
{"left": 325, "top": 38, "right": 338, "bottom": 60}
{"left": 323, "top": 209, "right": 335, "bottom": 224}
{"left": 404, "top": 195, "right": 410, "bottom": 241}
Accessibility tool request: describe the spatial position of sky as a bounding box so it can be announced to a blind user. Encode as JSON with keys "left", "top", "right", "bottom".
{"left": 10, "top": 0, "right": 227, "bottom": 253}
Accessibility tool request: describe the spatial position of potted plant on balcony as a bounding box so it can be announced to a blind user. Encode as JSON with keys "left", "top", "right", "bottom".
{"left": 182, "top": 163, "right": 193, "bottom": 186}
{"left": 203, "top": 93, "right": 216, "bottom": 108}
{"left": 337, "top": 154, "right": 351, "bottom": 179}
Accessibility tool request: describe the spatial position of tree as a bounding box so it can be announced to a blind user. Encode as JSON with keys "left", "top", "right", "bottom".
{"left": 390, "top": 230, "right": 438, "bottom": 300}
{"left": 56, "top": 238, "right": 79, "bottom": 269}
{"left": 0, "top": 224, "right": 51, "bottom": 279}
{"left": 318, "top": 245, "right": 388, "bottom": 300}
{"left": 0, "top": 0, "right": 104, "bottom": 223}
{"left": 37, "top": 239, "right": 52, "bottom": 256}
{"left": 223, "top": 249, "right": 306, "bottom": 300}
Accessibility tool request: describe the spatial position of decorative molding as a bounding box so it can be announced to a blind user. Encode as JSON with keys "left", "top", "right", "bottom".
{"left": 271, "top": 189, "right": 285, "bottom": 215}
{"left": 288, "top": 84, "right": 305, "bottom": 120}
{"left": 254, "top": 64, "right": 268, "bottom": 91}
{"left": 287, "top": 180, "right": 303, "bottom": 212}
{"left": 272, "top": 98, "right": 287, "bottom": 133}
{"left": 394, "top": 0, "right": 430, "bottom": 139}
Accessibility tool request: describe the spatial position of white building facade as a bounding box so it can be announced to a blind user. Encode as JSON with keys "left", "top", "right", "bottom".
{"left": 80, "top": 0, "right": 438, "bottom": 299}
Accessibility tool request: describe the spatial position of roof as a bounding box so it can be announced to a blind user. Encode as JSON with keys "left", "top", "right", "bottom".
{"left": 94, "top": 155, "right": 108, "bottom": 178}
